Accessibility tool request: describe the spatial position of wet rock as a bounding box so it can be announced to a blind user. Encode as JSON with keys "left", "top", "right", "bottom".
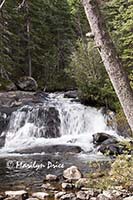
{"left": 102, "top": 109, "right": 116, "bottom": 130}
{"left": 5, "top": 190, "right": 28, "bottom": 200}
{"left": 93, "top": 132, "right": 116, "bottom": 145}
{"left": 63, "top": 166, "right": 83, "bottom": 180}
{"left": 61, "top": 182, "right": 74, "bottom": 190}
{"left": 16, "top": 76, "right": 38, "bottom": 91}
{"left": 75, "top": 178, "right": 88, "bottom": 189}
{"left": 55, "top": 192, "right": 66, "bottom": 199}
{"left": 16, "top": 145, "right": 82, "bottom": 154}
{"left": 0, "top": 195, "right": 5, "bottom": 200}
{"left": 60, "top": 193, "right": 76, "bottom": 200}
{"left": 98, "top": 142, "right": 127, "bottom": 155}
{"left": 44, "top": 107, "right": 61, "bottom": 138}
{"left": 101, "top": 138, "right": 118, "bottom": 146}
{"left": 32, "top": 192, "right": 49, "bottom": 199}
{"left": 0, "top": 91, "right": 36, "bottom": 107}
{"left": 123, "top": 197, "right": 133, "bottom": 200}
{"left": 0, "top": 111, "right": 10, "bottom": 135}
{"left": 64, "top": 90, "right": 78, "bottom": 99}
{"left": 0, "top": 135, "right": 5, "bottom": 148}
{"left": 93, "top": 132, "right": 129, "bottom": 155}
{"left": 45, "top": 174, "right": 58, "bottom": 181}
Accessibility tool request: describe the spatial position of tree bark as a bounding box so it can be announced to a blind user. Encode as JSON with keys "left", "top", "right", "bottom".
{"left": 82, "top": 0, "right": 133, "bottom": 132}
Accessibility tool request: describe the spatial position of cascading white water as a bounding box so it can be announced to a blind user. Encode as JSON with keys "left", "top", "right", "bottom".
{"left": 0, "top": 93, "right": 119, "bottom": 153}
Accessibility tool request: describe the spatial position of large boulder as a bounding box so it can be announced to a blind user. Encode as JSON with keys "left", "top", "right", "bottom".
{"left": 0, "top": 112, "right": 9, "bottom": 135}
{"left": 93, "top": 132, "right": 117, "bottom": 145}
{"left": 98, "top": 142, "right": 128, "bottom": 156}
{"left": 16, "top": 76, "right": 38, "bottom": 91}
{"left": 14, "top": 145, "right": 83, "bottom": 154}
{"left": 93, "top": 132, "right": 131, "bottom": 155}
{"left": 0, "top": 135, "right": 5, "bottom": 148}
{"left": 64, "top": 90, "right": 78, "bottom": 99}
{"left": 63, "top": 166, "right": 83, "bottom": 180}
{"left": 6, "top": 81, "right": 17, "bottom": 91}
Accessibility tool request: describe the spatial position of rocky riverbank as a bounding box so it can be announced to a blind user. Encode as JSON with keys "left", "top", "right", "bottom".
{"left": 0, "top": 165, "right": 133, "bottom": 200}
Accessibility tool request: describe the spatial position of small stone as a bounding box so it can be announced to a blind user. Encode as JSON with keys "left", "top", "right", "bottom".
{"left": 81, "top": 188, "right": 101, "bottom": 197}
{"left": 32, "top": 192, "right": 49, "bottom": 199}
{"left": 60, "top": 193, "right": 76, "bottom": 200}
{"left": 63, "top": 166, "right": 82, "bottom": 180}
{"left": 27, "top": 198, "right": 39, "bottom": 200}
{"left": 90, "top": 198, "right": 97, "bottom": 200}
{"left": 97, "top": 194, "right": 110, "bottom": 200}
{"left": 123, "top": 197, "right": 133, "bottom": 200}
{"left": 61, "top": 182, "right": 74, "bottom": 190}
{"left": 5, "top": 190, "right": 28, "bottom": 200}
{"left": 103, "top": 190, "right": 123, "bottom": 199}
{"left": 41, "top": 183, "right": 56, "bottom": 191}
{"left": 54, "top": 192, "right": 66, "bottom": 199}
{"left": 76, "top": 191, "right": 87, "bottom": 200}
{"left": 45, "top": 174, "right": 58, "bottom": 181}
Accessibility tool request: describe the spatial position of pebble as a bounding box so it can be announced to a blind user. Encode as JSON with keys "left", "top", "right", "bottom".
{"left": 32, "top": 192, "right": 49, "bottom": 199}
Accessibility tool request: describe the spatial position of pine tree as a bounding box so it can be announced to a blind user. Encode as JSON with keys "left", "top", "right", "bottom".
{"left": 103, "top": 0, "right": 133, "bottom": 74}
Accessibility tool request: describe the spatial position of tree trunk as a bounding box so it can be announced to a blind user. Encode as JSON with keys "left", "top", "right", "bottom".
{"left": 82, "top": 0, "right": 133, "bottom": 132}
{"left": 25, "top": 0, "right": 32, "bottom": 77}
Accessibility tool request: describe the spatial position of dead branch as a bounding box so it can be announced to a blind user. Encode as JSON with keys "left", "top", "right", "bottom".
{"left": 17, "top": 0, "right": 26, "bottom": 10}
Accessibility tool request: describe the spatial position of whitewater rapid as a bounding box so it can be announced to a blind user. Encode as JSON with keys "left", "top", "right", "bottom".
{"left": 0, "top": 93, "right": 119, "bottom": 154}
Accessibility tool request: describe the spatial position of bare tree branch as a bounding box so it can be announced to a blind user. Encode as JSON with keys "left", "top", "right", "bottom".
{"left": 0, "top": 0, "right": 6, "bottom": 10}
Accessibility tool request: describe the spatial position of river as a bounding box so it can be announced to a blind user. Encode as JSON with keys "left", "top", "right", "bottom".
{"left": 0, "top": 92, "right": 119, "bottom": 192}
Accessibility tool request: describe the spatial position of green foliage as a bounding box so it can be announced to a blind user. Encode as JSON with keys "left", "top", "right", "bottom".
{"left": 103, "top": 0, "right": 133, "bottom": 74}
{"left": 88, "top": 155, "right": 133, "bottom": 190}
{"left": 67, "top": 39, "right": 118, "bottom": 109}
{"left": 116, "top": 110, "right": 132, "bottom": 136}
{"left": 0, "top": 0, "right": 76, "bottom": 90}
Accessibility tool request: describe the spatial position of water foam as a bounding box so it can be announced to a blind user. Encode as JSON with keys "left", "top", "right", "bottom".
{"left": 0, "top": 93, "right": 119, "bottom": 154}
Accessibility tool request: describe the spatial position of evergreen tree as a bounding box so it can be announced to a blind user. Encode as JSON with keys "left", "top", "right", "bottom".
{"left": 103, "top": 0, "right": 133, "bottom": 75}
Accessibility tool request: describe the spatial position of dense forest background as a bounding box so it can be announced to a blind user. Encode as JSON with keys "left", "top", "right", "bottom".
{"left": 0, "top": 0, "right": 132, "bottom": 112}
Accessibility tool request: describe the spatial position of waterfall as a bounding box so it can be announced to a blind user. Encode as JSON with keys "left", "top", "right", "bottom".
{"left": 0, "top": 93, "right": 118, "bottom": 153}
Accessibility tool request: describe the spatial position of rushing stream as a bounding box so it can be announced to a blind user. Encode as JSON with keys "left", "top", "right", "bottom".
{"left": 0, "top": 92, "right": 120, "bottom": 191}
